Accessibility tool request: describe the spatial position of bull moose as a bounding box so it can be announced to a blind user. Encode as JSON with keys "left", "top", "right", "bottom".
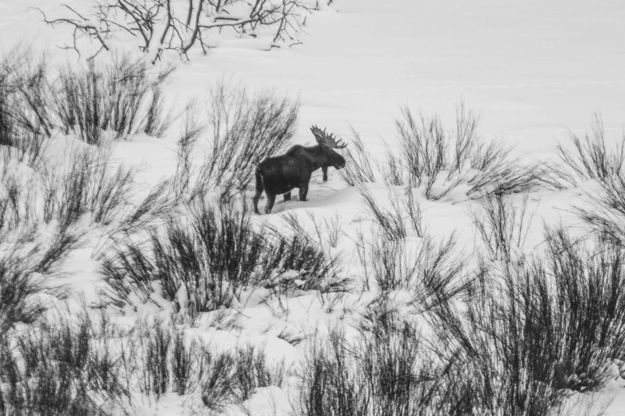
{"left": 253, "top": 126, "right": 347, "bottom": 214}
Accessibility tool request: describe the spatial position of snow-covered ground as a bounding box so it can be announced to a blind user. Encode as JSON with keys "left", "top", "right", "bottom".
{"left": 1, "top": 0, "right": 625, "bottom": 414}
{"left": 4, "top": 0, "right": 625, "bottom": 155}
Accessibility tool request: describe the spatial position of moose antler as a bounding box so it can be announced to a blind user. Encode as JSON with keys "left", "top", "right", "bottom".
{"left": 310, "top": 125, "right": 347, "bottom": 149}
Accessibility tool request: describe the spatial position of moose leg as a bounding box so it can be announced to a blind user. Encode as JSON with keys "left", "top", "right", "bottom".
{"left": 322, "top": 166, "right": 328, "bottom": 182}
{"left": 265, "top": 193, "right": 276, "bottom": 214}
{"left": 299, "top": 183, "right": 309, "bottom": 201}
{"left": 253, "top": 169, "right": 263, "bottom": 214}
{"left": 253, "top": 191, "right": 263, "bottom": 214}
{"left": 283, "top": 192, "right": 291, "bottom": 201}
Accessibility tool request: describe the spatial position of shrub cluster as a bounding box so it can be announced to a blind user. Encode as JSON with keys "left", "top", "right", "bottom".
{"left": 430, "top": 230, "right": 625, "bottom": 414}
{"left": 103, "top": 200, "right": 340, "bottom": 313}
{"left": 557, "top": 115, "right": 625, "bottom": 185}
{"left": 299, "top": 227, "right": 625, "bottom": 416}
{"left": 172, "top": 83, "right": 298, "bottom": 202}
{"left": 1, "top": 50, "right": 174, "bottom": 147}
{"left": 0, "top": 316, "right": 284, "bottom": 415}
{"left": 0, "top": 315, "right": 125, "bottom": 416}
{"left": 53, "top": 56, "right": 174, "bottom": 144}
{"left": 344, "top": 106, "right": 557, "bottom": 200}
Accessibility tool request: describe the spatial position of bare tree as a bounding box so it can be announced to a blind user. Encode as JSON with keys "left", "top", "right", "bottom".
{"left": 38, "top": 0, "right": 314, "bottom": 61}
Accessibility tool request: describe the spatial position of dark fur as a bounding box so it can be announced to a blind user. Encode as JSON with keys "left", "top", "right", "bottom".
{"left": 253, "top": 144, "right": 345, "bottom": 214}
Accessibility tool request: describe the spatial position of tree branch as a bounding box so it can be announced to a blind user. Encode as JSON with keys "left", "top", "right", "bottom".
{"left": 38, "top": 0, "right": 314, "bottom": 62}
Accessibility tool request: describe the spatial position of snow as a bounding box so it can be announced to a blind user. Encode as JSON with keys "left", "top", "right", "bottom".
{"left": 1, "top": 0, "right": 625, "bottom": 414}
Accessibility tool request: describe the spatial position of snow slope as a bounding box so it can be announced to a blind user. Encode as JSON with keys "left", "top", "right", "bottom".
{"left": 170, "top": 0, "right": 625, "bottom": 157}
{"left": 1, "top": 0, "right": 625, "bottom": 414}
{"left": 2, "top": 0, "right": 624, "bottom": 154}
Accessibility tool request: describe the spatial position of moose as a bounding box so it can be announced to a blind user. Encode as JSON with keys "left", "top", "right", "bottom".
{"left": 253, "top": 125, "right": 347, "bottom": 214}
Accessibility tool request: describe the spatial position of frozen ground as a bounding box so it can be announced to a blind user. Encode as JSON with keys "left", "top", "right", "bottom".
{"left": 1, "top": 0, "right": 625, "bottom": 414}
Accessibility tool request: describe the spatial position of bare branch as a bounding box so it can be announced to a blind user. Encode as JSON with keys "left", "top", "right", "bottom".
{"left": 39, "top": 0, "right": 315, "bottom": 61}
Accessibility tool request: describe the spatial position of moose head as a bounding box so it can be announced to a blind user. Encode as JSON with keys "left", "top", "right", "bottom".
{"left": 310, "top": 125, "right": 347, "bottom": 170}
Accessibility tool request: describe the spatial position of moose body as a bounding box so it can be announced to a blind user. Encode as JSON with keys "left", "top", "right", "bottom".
{"left": 253, "top": 126, "right": 347, "bottom": 214}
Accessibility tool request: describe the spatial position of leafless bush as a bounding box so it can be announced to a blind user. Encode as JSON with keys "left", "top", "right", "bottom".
{"left": 131, "top": 320, "right": 284, "bottom": 410}
{"left": 114, "top": 180, "right": 174, "bottom": 235}
{"left": 557, "top": 115, "right": 625, "bottom": 185}
{"left": 299, "top": 270, "right": 610, "bottom": 416}
{"left": 340, "top": 127, "right": 377, "bottom": 185}
{"left": 0, "top": 314, "right": 128, "bottom": 415}
{"left": 386, "top": 106, "right": 553, "bottom": 200}
{"left": 359, "top": 185, "right": 423, "bottom": 240}
{"left": 102, "top": 201, "right": 265, "bottom": 310}
{"left": 468, "top": 156, "right": 557, "bottom": 197}
{"left": 53, "top": 55, "right": 174, "bottom": 144}
{"left": 394, "top": 107, "right": 447, "bottom": 196}
{"left": 577, "top": 174, "right": 625, "bottom": 245}
{"left": 264, "top": 232, "right": 342, "bottom": 292}
{"left": 0, "top": 226, "right": 80, "bottom": 333}
{"left": 0, "top": 50, "right": 51, "bottom": 168}
{"left": 102, "top": 199, "right": 339, "bottom": 311}
{"left": 283, "top": 210, "right": 343, "bottom": 249}
{"left": 430, "top": 229, "right": 625, "bottom": 416}
{"left": 0, "top": 173, "right": 37, "bottom": 232}
{"left": 40, "top": 0, "right": 316, "bottom": 61}
{"left": 172, "top": 105, "right": 204, "bottom": 200}
{"left": 358, "top": 231, "right": 468, "bottom": 313}
{"left": 297, "top": 317, "right": 445, "bottom": 416}
{"left": 175, "top": 84, "right": 297, "bottom": 202}
{"left": 472, "top": 193, "right": 536, "bottom": 264}
{"left": 43, "top": 149, "right": 136, "bottom": 227}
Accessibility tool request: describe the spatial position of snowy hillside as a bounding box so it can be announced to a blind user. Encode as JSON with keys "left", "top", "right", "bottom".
{"left": 0, "top": 0, "right": 625, "bottom": 415}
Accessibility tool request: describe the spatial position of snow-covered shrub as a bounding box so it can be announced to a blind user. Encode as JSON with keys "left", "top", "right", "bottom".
{"left": 472, "top": 193, "right": 535, "bottom": 265}
{"left": 0, "top": 50, "right": 50, "bottom": 168}
{"left": 198, "top": 344, "right": 284, "bottom": 410}
{"left": 232, "top": 345, "right": 285, "bottom": 403}
{"left": 43, "top": 149, "right": 136, "bottom": 227}
{"left": 176, "top": 83, "right": 298, "bottom": 202}
{"left": 53, "top": 55, "right": 173, "bottom": 144}
{"left": 542, "top": 229, "right": 625, "bottom": 390}
{"left": 171, "top": 108, "right": 204, "bottom": 200}
{"left": 577, "top": 173, "right": 625, "bottom": 245}
{"left": 35, "top": 224, "right": 82, "bottom": 275}
{"left": 170, "top": 329, "right": 196, "bottom": 395}
{"left": 358, "top": 231, "right": 468, "bottom": 312}
{"left": 138, "top": 322, "right": 171, "bottom": 398}
{"left": 263, "top": 230, "right": 340, "bottom": 292}
{"left": 102, "top": 200, "right": 337, "bottom": 312}
{"left": 0, "top": 172, "right": 37, "bottom": 232}
{"left": 142, "top": 79, "right": 176, "bottom": 138}
{"left": 0, "top": 227, "right": 79, "bottom": 333}
{"left": 386, "top": 106, "right": 553, "bottom": 200}
{"left": 130, "top": 321, "right": 284, "bottom": 410}
{"left": 359, "top": 185, "right": 423, "bottom": 240}
{"left": 297, "top": 317, "right": 444, "bottom": 416}
{"left": 298, "top": 330, "right": 367, "bottom": 416}
{"left": 340, "top": 128, "right": 377, "bottom": 185}
{"left": 0, "top": 315, "right": 127, "bottom": 416}
{"left": 298, "top": 284, "right": 611, "bottom": 416}
{"left": 1, "top": 50, "right": 174, "bottom": 146}
{"left": 0, "top": 139, "right": 157, "bottom": 234}
{"left": 282, "top": 211, "right": 344, "bottom": 250}
{"left": 557, "top": 115, "right": 625, "bottom": 186}
{"left": 0, "top": 245, "right": 50, "bottom": 333}
{"left": 2, "top": 311, "right": 288, "bottom": 413}
{"left": 430, "top": 229, "right": 625, "bottom": 416}
{"left": 572, "top": 140, "right": 625, "bottom": 245}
